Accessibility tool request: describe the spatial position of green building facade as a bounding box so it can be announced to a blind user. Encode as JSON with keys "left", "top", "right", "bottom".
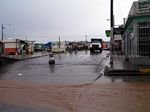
{"left": 124, "top": 0, "right": 150, "bottom": 65}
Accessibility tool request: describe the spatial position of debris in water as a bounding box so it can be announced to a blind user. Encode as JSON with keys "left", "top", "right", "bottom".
{"left": 17, "top": 73, "right": 23, "bottom": 76}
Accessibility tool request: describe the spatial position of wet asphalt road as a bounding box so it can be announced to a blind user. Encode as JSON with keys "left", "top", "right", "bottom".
{"left": 1, "top": 50, "right": 150, "bottom": 84}
{"left": 0, "top": 50, "right": 109, "bottom": 84}
{"left": 0, "top": 103, "right": 51, "bottom": 112}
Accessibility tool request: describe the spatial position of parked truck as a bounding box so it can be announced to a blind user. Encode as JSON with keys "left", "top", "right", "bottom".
{"left": 90, "top": 38, "right": 103, "bottom": 53}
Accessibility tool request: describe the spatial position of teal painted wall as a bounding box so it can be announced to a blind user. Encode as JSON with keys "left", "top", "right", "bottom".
{"left": 125, "top": 15, "right": 150, "bottom": 33}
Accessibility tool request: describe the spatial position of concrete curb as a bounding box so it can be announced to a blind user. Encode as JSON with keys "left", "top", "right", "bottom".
{"left": 0, "top": 53, "right": 49, "bottom": 65}
{"left": 104, "top": 67, "right": 150, "bottom": 76}
{"left": 1, "top": 54, "right": 49, "bottom": 61}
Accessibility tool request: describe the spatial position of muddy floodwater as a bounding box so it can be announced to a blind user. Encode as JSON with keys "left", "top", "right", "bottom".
{"left": 0, "top": 80, "right": 150, "bottom": 112}
{"left": 0, "top": 51, "right": 150, "bottom": 112}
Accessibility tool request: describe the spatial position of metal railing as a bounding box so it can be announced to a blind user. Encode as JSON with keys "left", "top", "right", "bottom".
{"left": 138, "top": 22, "right": 150, "bottom": 57}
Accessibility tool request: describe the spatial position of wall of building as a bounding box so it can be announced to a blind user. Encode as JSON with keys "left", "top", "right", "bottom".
{"left": 0, "top": 42, "right": 3, "bottom": 55}
{"left": 51, "top": 42, "right": 66, "bottom": 53}
{"left": 124, "top": 15, "right": 150, "bottom": 65}
{"left": 124, "top": 0, "right": 150, "bottom": 65}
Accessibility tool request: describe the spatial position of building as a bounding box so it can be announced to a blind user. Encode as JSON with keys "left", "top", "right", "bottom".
{"left": 51, "top": 41, "right": 66, "bottom": 53}
{"left": 27, "top": 41, "right": 35, "bottom": 54}
{"left": 0, "top": 41, "right": 3, "bottom": 55}
{"left": 124, "top": 0, "right": 150, "bottom": 65}
{"left": 113, "top": 32, "right": 123, "bottom": 52}
{"left": 4, "top": 39, "right": 29, "bottom": 55}
{"left": 34, "top": 43, "right": 45, "bottom": 52}
{"left": 45, "top": 42, "right": 52, "bottom": 52}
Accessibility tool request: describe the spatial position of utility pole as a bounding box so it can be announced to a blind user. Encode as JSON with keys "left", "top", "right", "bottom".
{"left": 26, "top": 36, "right": 28, "bottom": 41}
{"left": 110, "top": 0, "right": 114, "bottom": 65}
{"left": 123, "top": 18, "right": 126, "bottom": 25}
{"left": 1, "top": 24, "right": 11, "bottom": 41}
{"left": 111, "top": 0, "right": 114, "bottom": 29}
{"left": 85, "top": 35, "right": 87, "bottom": 42}
{"left": 59, "top": 36, "right": 60, "bottom": 48}
{"left": 2, "top": 24, "right": 4, "bottom": 41}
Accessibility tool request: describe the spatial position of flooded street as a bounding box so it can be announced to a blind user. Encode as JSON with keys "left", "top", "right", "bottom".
{"left": 1, "top": 0, "right": 150, "bottom": 111}
{"left": 0, "top": 51, "right": 150, "bottom": 112}
{"left": 0, "top": 50, "right": 150, "bottom": 84}
{"left": 0, "top": 51, "right": 109, "bottom": 84}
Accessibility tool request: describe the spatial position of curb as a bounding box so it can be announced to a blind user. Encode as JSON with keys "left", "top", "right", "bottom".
{"left": 104, "top": 67, "right": 150, "bottom": 76}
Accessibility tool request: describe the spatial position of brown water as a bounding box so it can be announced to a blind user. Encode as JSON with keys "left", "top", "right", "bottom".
{"left": 0, "top": 80, "right": 150, "bottom": 112}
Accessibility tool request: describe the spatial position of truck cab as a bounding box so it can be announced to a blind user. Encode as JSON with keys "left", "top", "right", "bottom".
{"left": 90, "top": 38, "right": 103, "bottom": 53}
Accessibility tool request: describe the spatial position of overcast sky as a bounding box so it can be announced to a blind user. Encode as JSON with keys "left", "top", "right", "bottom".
{"left": 0, "top": 0, "right": 136, "bottom": 43}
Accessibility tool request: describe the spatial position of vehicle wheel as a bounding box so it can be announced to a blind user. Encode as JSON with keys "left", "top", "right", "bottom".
{"left": 90, "top": 48, "right": 93, "bottom": 53}
{"left": 99, "top": 49, "right": 102, "bottom": 53}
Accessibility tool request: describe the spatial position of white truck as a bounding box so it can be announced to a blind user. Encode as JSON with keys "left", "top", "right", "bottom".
{"left": 90, "top": 38, "right": 103, "bottom": 53}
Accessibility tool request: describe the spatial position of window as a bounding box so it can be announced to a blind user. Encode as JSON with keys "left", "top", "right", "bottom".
{"left": 138, "top": 22, "right": 150, "bottom": 57}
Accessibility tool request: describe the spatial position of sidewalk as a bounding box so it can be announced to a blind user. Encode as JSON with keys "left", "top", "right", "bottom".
{"left": 104, "top": 52, "right": 150, "bottom": 75}
{"left": 0, "top": 52, "right": 49, "bottom": 61}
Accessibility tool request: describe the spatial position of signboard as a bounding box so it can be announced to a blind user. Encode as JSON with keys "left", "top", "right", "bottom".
{"left": 113, "top": 28, "right": 124, "bottom": 35}
{"left": 105, "top": 30, "right": 111, "bottom": 37}
{"left": 138, "top": 0, "right": 150, "bottom": 13}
